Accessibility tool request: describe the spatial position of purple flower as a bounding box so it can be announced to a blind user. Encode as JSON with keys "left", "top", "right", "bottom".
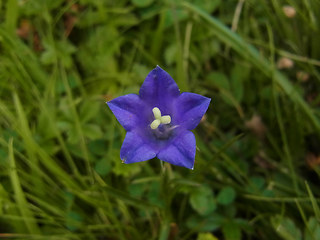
{"left": 107, "top": 66, "right": 210, "bottom": 169}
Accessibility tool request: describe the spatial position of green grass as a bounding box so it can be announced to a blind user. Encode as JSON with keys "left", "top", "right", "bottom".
{"left": 1, "top": 0, "right": 320, "bottom": 239}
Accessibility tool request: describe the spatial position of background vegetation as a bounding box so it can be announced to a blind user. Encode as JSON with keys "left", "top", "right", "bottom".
{"left": 1, "top": 0, "right": 320, "bottom": 239}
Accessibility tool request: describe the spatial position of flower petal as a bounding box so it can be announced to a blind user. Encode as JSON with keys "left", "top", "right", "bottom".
{"left": 120, "top": 132, "right": 156, "bottom": 163}
{"left": 139, "top": 66, "right": 180, "bottom": 110}
{"left": 157, "top": 131, "right": 196, "bottom": 169}
{"left": 107, "top": 94, "right": 143, "bottom": 131}
{"left": 174, "top": 92, "right": 211, "bottom": 130}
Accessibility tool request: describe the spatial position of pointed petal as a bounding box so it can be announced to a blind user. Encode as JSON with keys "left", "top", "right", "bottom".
{"left": 107, "top": 94, "right": 143, "bottom": 131}
{"left": 120, "top": 132, "right": 156, "bottom": 163}
{"left": 174, "top": 92, "right": 211, "bottom": 130}
{"left": 157, "top": 131, "right": 196, "bottom": 169}
{"left": 139, "top": 66, "right": 180, "bottom": 110}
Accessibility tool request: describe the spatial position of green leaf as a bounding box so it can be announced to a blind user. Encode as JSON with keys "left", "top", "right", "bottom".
{"left": 187, "top": 214, "right": 223, "bottom": 232}
{"left": 67, "top": 125, "right": 80, "bottom": 144}
{"left": 163, "top": 8, "right": 188, "bottom": 28}
{"left": 197, "top": 232, "right": 219, "bottom": 240}
{"left": 131, "top": 0, "right": 154, "bottom": 8}
{"left": 217, "top": 186, "right": 236, "bottom": 205}
{"left": 208, "top": 72, "right": 230, "bottom": 90}
{"left": 164, "top": 44, "right": 178, "bottom": 65}
{"left": 95, "top": 158, "right": 111, "bottom": 176}
{"left": 147, "top": 181, "right": 164, "bottom": 208}
{"left": 190, "top": 185, "right": 216, "bottom": 216}
{"left": 0, "top": 148, "right": 8, "bottom": 165}
{"left": 66, "top": 211, "right": 83, "bottom": 231}
{"left": 230, "top": 65, "right": 246, "bottom": 102}
{"left": 112, "top": 150, "right": 141, "bottom": 177}
{"left": 88, "top": 140, "right": 108, "bottom": 156}
{"left": 128, "top": 183, "right": 146, "bottom": 198}
{"left": 190, "top": 0, "right": 221, "bottom": 13}
{"left": 182, "top": 2, "right": 320, "bottom": 131}
{"left": 271, "top": 215, "right": 302, "bottom": 240}
{"left": 247, "top": 176, "right": 265, "bottom": 193}
{"left": 0, "top": 184, "right": 9, "bottom": 215}
{"left": 222, "top": 221, "right": 242, "bottom": 240}
{"left": 40, "top": 43, "right": 56, "bottom": 65}
{"left": 82, "top": 124, "right": 103, "bottom": 140}
{"left": 80, "top": 100, "right": 100, "bottom": 124}
{"left": 305, "top": 217, "right": 320, "bottom": 240}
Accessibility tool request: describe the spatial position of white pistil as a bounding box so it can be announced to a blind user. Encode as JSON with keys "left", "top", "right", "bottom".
{"left": 150, "top": 107, "right": 171, "bottom": 129}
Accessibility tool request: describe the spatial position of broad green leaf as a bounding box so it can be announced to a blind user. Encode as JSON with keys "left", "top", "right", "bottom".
{"left": 147, "top": 181, "right": 164, "bottom": 208}
{"left": 187, "top": 214, "right": 223, "bottom": 232}
{"left": 163, "top": 8, "right": 188, "bottom": 28}
{"left": 208, "top": 72, "right": 230, "bottom": 90}
{"left": 190, "top": 185, "right": 216, "bottom": 216}
{"left": 82, "top": 124, "right": 103, "bottom": 140}
{"left": 88, "top": 139, "right": 108, "bottom": 156}
{"left": 197, "top": 232, "right": 219, "bottom": 240}
{"left": 128, "top": 183, "right": 146, "bottom": 198}
{"left": 247, "top": 176, "right": 265, "bottom": 193}
{"left": 67, "top": 125, "right": 80, "bottom": 144}
{"left": 66, "top": 211, "right": 83, "bottom": 231}
{"left": 95, "top": 158, "right": 111, "bottom": 176}
{"left": 271, "top": 215, "right": 302, "bottom": 240}
{"left": 305, "top": 217, "right": 320, "bottom": 240}
{"left": 217, "top": 186, "right": 236, "bottom": 205}
{"left": 222, "top": 221, "right": 241, "bottom": 240}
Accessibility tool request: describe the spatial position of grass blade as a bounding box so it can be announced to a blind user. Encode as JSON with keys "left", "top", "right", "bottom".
{"left": 8, "top": 138, "right": 40, "bottom": 234}
{"left": 182, "top": 2, "right": 320, "bottom": 131}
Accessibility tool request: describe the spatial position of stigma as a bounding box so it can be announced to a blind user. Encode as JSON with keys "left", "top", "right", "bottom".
{"left": 150, "top": 107, "right": 171, "bottom": 130}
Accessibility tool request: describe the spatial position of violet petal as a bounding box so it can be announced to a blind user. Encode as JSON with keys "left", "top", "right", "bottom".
{"left": 174, "top": 92, "right": 211, "bottom": 130}
{"left": 157, "top": 131, "right": 196, "bottom": 169}
{"left": 139, "top": 66, "right": 180, "bottom": 110}
{"left": 107, "top": 94, "right": 143, "bottom": 131}
{"left": 121, "top": 131, "right": 156, "bottom": 163}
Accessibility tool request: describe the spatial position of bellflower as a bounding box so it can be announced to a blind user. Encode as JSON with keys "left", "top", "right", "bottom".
{"left": 107, "top": 66, "right": 210, "bottom": 169}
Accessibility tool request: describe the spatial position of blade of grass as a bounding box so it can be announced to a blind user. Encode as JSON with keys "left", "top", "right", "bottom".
{"left": 172, "top": 3, "right": 188, "bottom": 92}
{"left": 60, "top": 66, "right": 94, "bottom": 183}
{"left": 182, "top": 2, "right": 320, "bottom": 131}
{"left": 12, "top": 93, "right": 81, "bottom": 191}
{"left": 8, "top": 138, "right": 40, "bottom": 234}
{"left": 305, "top": 181, "right": 320, "bottom": 220}
{"left": 295, "top": 199, "right": 317, "bottom": 240}
{"left": 13, "top": 91, "right": 44, "bottom": 194}
{"left": 4, "top": 0, "right": 18, "bottom": 34}
{"left": 272, "top": 80, "right": 299, "bottom": 195}
{"left": 0, "top": 28, "right": 80, "bottom": 177}
{"left": 243, "top": 195, "right": 320, "bottom": 202}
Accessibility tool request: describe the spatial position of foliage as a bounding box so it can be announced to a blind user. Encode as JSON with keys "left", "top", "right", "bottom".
{"left": 0, "top": 0, "right": 320, "bottom": 239}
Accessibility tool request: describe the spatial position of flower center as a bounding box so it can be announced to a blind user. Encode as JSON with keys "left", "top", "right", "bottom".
{"left": 150, "top": 107, "right": 171, "bottom": 129}
{"left": 150, "top": 107, "right": 176, "bottom": 140}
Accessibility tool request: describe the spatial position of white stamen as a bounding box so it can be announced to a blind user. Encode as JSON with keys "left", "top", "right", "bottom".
{"left": 161, "top": 115, "right": 171, "bottom": 124}
{"left": 152, "top": 107, "right": 161, "bottom": 119}
{"left": 150, "top": 119, "right": 161, "bottom": 129}
{"left": 151, "top": 107, "right": 172, "bottom": 130}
